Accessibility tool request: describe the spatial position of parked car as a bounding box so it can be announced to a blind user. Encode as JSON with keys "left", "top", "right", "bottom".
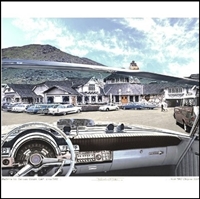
{"left": 174, "top": 94, "right": 199, "bottom": 132}
{"left": 1, "top": 102, "right": 10, "bottom": 110}
{"left": 4, "top": 103, "right": 19, "bottom": 112}
{"left": 12, "top": 104, "right": 31, "bottom": 113}
{"left": 26, "top": 104, "right": 50, "bottom": 114}
{"left": 37, "top": 104, "right": 60, "bottom": 115}
{"left": 48, "top": 104, "right": 82, "bottom": 115}
{"left": 140, "top": 102, "right": 157, "bottom": 109}
{"left": 99, "top": 103, "right": 119, "bottom": 111}
{"left": 122, "top": 102, "right": 144, "bottom": 110}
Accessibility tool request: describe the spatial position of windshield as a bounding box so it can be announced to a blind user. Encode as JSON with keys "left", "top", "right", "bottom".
{"left": 2, "top": 64, "right": 199, "bottom": 135}
{"left": 1, "top": 2, "right": 199, "bottom": 198}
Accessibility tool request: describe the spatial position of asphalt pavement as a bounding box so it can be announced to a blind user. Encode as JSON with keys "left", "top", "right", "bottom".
{"left": 2, "top": 107, "right": 185, "bottom": 134}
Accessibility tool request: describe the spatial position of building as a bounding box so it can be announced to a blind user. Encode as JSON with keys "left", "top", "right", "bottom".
{"left": 2, "top": 75, "right": 199, "bottom": 107}
{"left": 3, "top": 83, "right": 40, "bottom": 104}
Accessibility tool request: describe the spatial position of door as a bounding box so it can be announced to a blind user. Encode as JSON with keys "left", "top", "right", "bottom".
{"left": 175, "top": 118, "right": 199, "bottom": 176}
{"left": 121, "top": 96, "right": 128, "bottom": 104}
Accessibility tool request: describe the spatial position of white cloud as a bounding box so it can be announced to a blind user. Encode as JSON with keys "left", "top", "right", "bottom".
{"left": 116, "top": 18, "right": 199, "bottom": 76}
{"left": 166, "top": 61, "right": 199, "bottom": 78}
{"left": 10, "top": 17, "right": 199, "bottom": 76}
{"left": 12, "top": 18, "right": 64, "bottom": 43}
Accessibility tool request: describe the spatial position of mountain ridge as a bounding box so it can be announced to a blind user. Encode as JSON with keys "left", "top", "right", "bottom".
{"left": 2, "top": 44, "right": 106, "bottom": 66}
{"left": 2, "top": 44, "right": 107, "bottom": 84}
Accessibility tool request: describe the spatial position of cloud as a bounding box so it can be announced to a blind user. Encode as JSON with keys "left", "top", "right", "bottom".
{"left": 10, "top": 17, "right": 199, "bottom": 77}
{"left": 115, "top": 18, "right": 199, "bottom": 76}
{"left": 12, "top": 18, "right": 64, "bottom": 43}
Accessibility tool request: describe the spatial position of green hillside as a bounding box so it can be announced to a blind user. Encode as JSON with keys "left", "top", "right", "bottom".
{"left": 2, "top": 44, "right": 107, "bottom": 84}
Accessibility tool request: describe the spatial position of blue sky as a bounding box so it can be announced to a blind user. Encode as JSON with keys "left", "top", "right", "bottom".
{"left": 1, "top": 2, "right": 199, "bottom": 78}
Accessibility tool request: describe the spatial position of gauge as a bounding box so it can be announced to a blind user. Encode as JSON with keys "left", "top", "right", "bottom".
{"left": 15, "top": 140, "right": 55, "bottom": 163}
{"left": 15, "top": 140, "right": 56, "bottom": 176}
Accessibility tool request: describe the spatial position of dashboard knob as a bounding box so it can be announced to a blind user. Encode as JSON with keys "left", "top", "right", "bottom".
{"left": 2, "top": 159, "right": 10, "bottom": 165}
{"left": 9, "top": 170, "right": 16, "bottom": 176}
{"left": 96, "top": 154, "right": 101, "bottom": 160}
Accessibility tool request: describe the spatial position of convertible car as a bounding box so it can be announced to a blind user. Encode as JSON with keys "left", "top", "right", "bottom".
{"left": 1, "top": 59, "right": 199, "bottom": 178}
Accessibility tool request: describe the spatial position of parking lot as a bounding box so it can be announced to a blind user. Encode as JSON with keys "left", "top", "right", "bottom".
{"left": 2, "top": 107, "right": 186, "bottom": 134}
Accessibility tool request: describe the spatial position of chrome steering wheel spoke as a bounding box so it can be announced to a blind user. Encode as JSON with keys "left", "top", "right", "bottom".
{"left": 14, "top": 164, "right": 33, "bottom": 177}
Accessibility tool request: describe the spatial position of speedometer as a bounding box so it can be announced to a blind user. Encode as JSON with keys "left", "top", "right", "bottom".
{"left": 15, "top": 140, "right": 55, "bottom": 163}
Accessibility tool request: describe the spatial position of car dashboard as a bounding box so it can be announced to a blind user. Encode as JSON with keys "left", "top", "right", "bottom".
{"left": 1, "top": 119, "right": 188, "bottom": 177}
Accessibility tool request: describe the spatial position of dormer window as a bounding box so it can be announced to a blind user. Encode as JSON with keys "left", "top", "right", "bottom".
{"left": 89, "top": 84, "right": 95, "bottom": 91}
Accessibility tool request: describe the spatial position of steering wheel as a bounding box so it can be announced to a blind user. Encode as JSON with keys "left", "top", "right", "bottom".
{"left": 1, "top": 122, "right": 76, "bottom": 177}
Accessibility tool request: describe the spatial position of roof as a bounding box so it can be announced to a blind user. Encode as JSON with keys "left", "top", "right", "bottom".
{"left": 7, "top": 83, "right": 39, "bottom": 98}
{"left": 40, "top": 80, "right": 72, "bottom": 87}
{"left": 143, "top": 84, "right": 165, "bottom": 95}
{"left": 185, "top": 74, "right": 199, "bottom": 80}
{"left": 43, "top": 85, "right": 80, "bottom": 95}
{"left": 70, "top": 76, "right": 94, "bottom": 87}
{"left": 104, "top": 83, "right": 143, "bottom": 95}
{"left": 104, "top": 73, "right": 130, "bottom": 81}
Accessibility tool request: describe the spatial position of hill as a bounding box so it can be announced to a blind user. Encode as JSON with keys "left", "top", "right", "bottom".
{"left": 2, "top": 44, "right": 107, "bottom": 84}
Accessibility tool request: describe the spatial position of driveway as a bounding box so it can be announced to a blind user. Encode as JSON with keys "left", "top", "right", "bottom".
{"left": 1, "top": 108, "right": 185, "bottom": 134}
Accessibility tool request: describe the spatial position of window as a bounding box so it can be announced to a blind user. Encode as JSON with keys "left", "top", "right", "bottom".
{"left": 63, "top": 96, "right": 69, "bottom": 103}
{"left": 183, "top": 98, "right": 194, "bottom": 106}
{"left": 98, "top": 96, "right": 102, "bottom": 102}
{"left": 77, "top": 96, "right": 82, "bottom": 103}
{"left": 85, "top": 96, "right": 89, "bottom": 102}
{"left": 168, "top": 87, "right": 183, "bottom": 93}
{"left": 89, "top": 84, "right": 95, "bottom": 91}
{"left": 115, "top": 96, "right": 119, "bottom": 102}
{"left": 130, "top": 96, "right": 134, "bottom": 102}
{"left": 91, "top": 96, "right": 96, "bottom": 102}
{"left": 135, "top": 96, "right": 139, "bottom": 102}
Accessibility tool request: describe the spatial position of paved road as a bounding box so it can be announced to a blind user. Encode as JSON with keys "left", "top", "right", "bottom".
{"left": 2, "top": 108, "right": 186, "bottom": 134}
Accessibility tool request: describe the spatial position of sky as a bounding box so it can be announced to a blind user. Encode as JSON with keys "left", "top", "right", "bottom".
{"left": 1, "top": 2, "right": 199, "bottom": 78}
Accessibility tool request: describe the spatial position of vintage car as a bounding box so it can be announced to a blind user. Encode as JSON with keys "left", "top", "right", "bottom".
{"left": 48, "top": 104, "right": 82, "bottom": 115}
{"left": 12, "top": 103, "right": 31, "bottom": 113}
{"left": 122, "top": 102, "right": 157, "bottom": 110}
{"left": 37, "top": 104, "right": 60, "bottom": 115}
{"left": 26, "top": 104, "right": 50, "bottom": 114}
{"left": 140, "top": 102, "right": 157, "bottom": 109}
{"left": 1, "top": 59, "right": 199, "bottom": 181}
{"left": 2, "top": 103, "right": 19, "bottom": 112}
{"left": 99, "top": 103, "right": 119, "bottom": 111}
{"left": 174, "top": 93, "right": 199, "bottom": 132}
{"left": 1, "top": 102, "right": 10, "bottom": 110}
{"left": 121, "top": 102, "right": 144, "bottom": 110}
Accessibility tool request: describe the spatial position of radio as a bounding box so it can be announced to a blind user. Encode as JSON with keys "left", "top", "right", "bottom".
{"left": 75, "top": 150, "right": 112, "bottom": 163}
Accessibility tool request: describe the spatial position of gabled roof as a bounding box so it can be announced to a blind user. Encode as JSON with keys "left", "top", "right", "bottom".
{"left": 7, "top": 83, "right": 39, "bottom": 98}
{"left": 43, "top": 85, "right": 80, "bottom": 95}
{"left": 104, "top": 83, "right": 143, "bottom": 95}
{"left": 38, "top": 80, "right": 72, "bottom": 87}
{"left": 70, "top": 76, "right": 94, "bottom": 87}
{"left": 104, "top": 73, "right": 130, "bottom": 80}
